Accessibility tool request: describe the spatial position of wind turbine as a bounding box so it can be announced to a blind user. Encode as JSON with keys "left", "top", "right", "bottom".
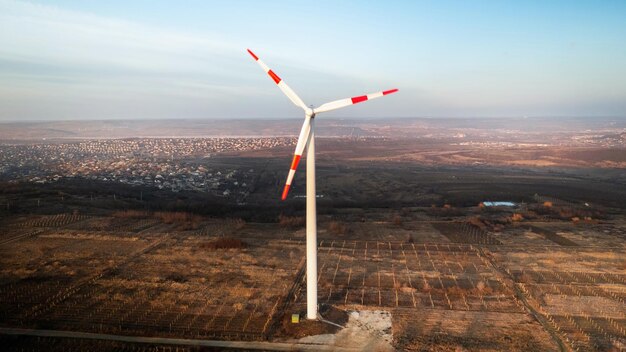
{"left": 247, "top": 49, "right": 398, "bottom": 320}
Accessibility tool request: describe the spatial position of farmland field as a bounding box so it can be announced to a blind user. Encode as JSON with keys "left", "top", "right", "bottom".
{"left": 1, "top": 132, "right": 625, "bottom": 351}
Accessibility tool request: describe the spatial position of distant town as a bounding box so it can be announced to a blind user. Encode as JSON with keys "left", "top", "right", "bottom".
{"left": 0, "top": 138, "right": 295, "bottom": 198}
{"left": 1, "top": 118, "right": 624, "bottom": 202}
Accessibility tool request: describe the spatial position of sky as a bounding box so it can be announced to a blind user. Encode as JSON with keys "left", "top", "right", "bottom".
{"left": 1, "top": 0, "right": 625, "bottom": 121}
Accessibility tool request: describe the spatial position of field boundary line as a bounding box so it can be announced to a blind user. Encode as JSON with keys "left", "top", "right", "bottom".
{"left": 0, "top": 327, "right": 358, "bottom": 351}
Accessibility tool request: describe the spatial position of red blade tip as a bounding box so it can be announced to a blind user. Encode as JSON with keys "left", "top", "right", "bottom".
{"left": 281, "top": 184, "right": 290, "bottom": 201}
{"left": 247, "top": 49, "right": 258, "bottom": 61}
{"left": 383, "top": 88, "right": 398, "bottom": 95}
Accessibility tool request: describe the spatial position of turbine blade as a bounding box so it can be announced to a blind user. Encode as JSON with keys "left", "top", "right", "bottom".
{"left": 247, "top": 49, "right": 307, "bottom": 110}
{"left": 314, "top": 88, "right": 398, "bottom": 114}
{"left": 282, "top": 115, "right": 312, "bottom": 200}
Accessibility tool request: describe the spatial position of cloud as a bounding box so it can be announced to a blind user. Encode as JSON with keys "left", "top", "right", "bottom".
{"left": 0, "top": 0, "right": 275, "bottom": 120}
{"left": 0, "top": 0, "right": 239, "bottom": 74}
{"left": 0, "top": 0, "right": 386, "bottom": 120}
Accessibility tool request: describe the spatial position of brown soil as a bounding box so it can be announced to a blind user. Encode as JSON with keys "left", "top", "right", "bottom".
{"left": 274, "top": 304, "right": 348, "bottom": 339}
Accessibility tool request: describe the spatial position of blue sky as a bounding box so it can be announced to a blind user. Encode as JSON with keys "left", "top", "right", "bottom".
{"left": 1, "top": 0, "right": 625, "bottom": 121}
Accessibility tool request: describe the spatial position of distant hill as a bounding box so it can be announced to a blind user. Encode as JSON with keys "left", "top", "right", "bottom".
{"left": 0, "top": 117, "right": 624, "bottom": 141}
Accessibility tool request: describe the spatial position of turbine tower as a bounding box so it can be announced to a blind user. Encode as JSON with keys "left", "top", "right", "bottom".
{"left": 247, "top": 49, "right": 398, "bottom": 320}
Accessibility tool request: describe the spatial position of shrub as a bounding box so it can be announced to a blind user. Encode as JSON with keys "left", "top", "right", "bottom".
{"left": 517, "top": 273, "right": 532, "bottom": 284}
{"left": 511, "top": 213, "right": 524, "bottom": 222}
{"left": 165, "top": 273, "right": 188, "bottom": 283}
{"left": 476, "top": 281, "right": 485, "bottom": 292}
{"left": 200, "top": 237, "right": 248, "bottom": 250}
{"left": 392, "top": 214, "right": 402, "bottom": 226}
{"left": 328, "top": 221, "right": 349, "bottom": 235}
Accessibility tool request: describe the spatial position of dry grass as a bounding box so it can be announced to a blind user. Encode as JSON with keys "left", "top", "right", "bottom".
{"left": 112, "top": 210, "right": 149, "bottom": 218}
{"left": 468, "top": 216, "right": 487, "bottom": 229}
{"left": 472, "top": 281, "right": 494, "bottom": 295}
{"left": 154, "top": 211, "right": 203, "bottom": 230}
{"left": 400, "top": 286, "right": 416, "bottom": 293}
{"left": 233, "top": 218, "right": 246, "bottom": 230}
{"left": 278, "top": 214, "right": 305, "bottom": 227}
{"left": 446, "top": 286, "right": 468, "bottom": 297}
{"left": 154, "top": 211, "right": 201, "bottom": 224}
{"left": 427, "top": 205, "right": 464, "bottom": 217}
{"left": 113, "top": 210, "right": 205, "bottom": 229}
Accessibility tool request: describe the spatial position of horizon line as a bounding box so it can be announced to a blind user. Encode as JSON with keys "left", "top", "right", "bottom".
{"left": 2, "top": 115, "right": 626, "bottom": 124}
